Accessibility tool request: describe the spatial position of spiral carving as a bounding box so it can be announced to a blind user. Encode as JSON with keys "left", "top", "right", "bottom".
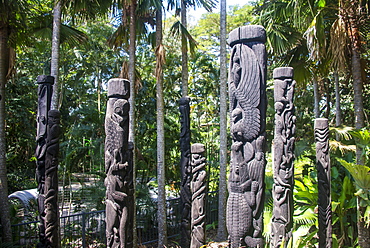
{"left": 227, "top": 25, "right": 267, "bottom": 248}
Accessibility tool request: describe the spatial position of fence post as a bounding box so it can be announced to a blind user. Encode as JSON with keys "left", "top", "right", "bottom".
{"left": 82, "top": 211, "right": 86, "bottom": 248}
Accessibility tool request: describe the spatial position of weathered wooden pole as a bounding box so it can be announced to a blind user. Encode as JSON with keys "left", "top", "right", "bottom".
{"left": 226, "top": 25, "right": 267, "bottom": 248}
{"left": 179, "top": 96, "right": 191, "bottom": 248}
{"left": 44, "top": 109, "right": 61, "bottom": 247}
{"left": 190, "top": 143, "right": 207, "bottom": 248}
{"left": 314, "top": 118, "right": 332, "bottom": 248}
{"left": 104, "top": 78, "right": 134, "bottom": 248}
{"left": 271, "top": 67, "right": 296, "bottom": 247}
{"left": 35, "top": 75, "right": 54, "bottom": 248}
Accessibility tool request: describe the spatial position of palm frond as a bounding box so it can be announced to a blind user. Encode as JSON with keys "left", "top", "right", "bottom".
{"left": 59, "top": 24, "right": 88, "bottom": 47}
{"left": 303, "top": 12, "right": 326, "bottom": 62}
{"left": 330, "top": 140, "right": 356, "bottom": 155}
{"left": 107, "top": 23, "right": 129, "bottom": 50}
{"left": 119, "top": 60, "right": 143, "bottom": 92}
{"left": 329, "top": 17, "right": 349, "bottom": 73}
{"left": 294, "top": 207, "right": 316, "bottom": 227}
{"left": 330, "top": 126, "right": 354, "bottom": 140}
{"left": 62, "top": 0, "right": 113, "bottom": 22}
{"left": 169, "top": 20, "right": 197, "bottom": 55}
{"left": 187, "top": 0, "right": 217, "bottom": 12}
{"left": 155, "top": 43, "right": 166, "bottom": 81}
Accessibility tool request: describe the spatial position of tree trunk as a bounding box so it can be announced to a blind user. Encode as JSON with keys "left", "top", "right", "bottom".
{"left": 313, "top": 76, "right": 320, "bottom": 118}
{"left": 51, "top": 0, "right": 61, "bottom": 110}
{"left": 181, "top": 0, "right": 188, "bottom": 97}
{"left": 345, "top": 2, "right": 369, "bottom": 246}
{"left": 128, "top": 1, "right": 137, "bottom": 246}
{"left": 216, "top": 0, "right": 228, "bottom": 241}
{"left": 0, "top": 25, "right": 12, "bottom": 244}
{"left": 334, "top": 71, "right": 342, "bottom": 128}
{"left": 155, "top": 8, "right": 168, "bottom": 248}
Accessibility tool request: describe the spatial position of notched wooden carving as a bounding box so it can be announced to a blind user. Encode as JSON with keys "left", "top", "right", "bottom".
{"left": 105, "top": 78, "right": 133, "bottom": 248}
{"left": 227, "top": 25, "right": 267, "bottom": 248}
{"left": 35, "top": 75, "right": 54, "bottom": 248}
{"left": 315, "top": 118, "right": 332, "bottom": 248}
{"left": 271, "top": 67, "right": 295, "bottom": 248}
{"left": 179, "top": 96, "right": 191, "bottom": 248}
{"left": 190, "top": 143, "right": 207, "bottom": 248}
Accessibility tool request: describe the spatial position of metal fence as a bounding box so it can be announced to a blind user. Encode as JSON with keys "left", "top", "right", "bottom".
{"left": 10, "top": 191, "right": 219, "bottom": 247}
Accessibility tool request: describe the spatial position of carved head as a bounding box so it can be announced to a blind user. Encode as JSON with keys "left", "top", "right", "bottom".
{"left": 48, "top": 110, "right": 61, "bottom": 126}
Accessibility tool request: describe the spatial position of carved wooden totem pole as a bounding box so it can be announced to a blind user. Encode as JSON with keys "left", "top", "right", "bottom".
{"left": 179, "top": 96, "right": 192, "bottom": 247}
{"left": 227, "top": 25, "right": 267, "bottom": 248}
{"left": 271, "top": 67, "right": 296, "bottom": 247}
{"left": 314, "top": 118, "right": 332, "bottom": 248}
{"left": 35, "top": 75, "right": 56, "bottom": 248}
{"left": 105, "top": 78, "right": 134, "bottom": 248}
{"left": 190, "top": 143, "right": 207, "bottom": 248}
{"left": 44, "top": 109, "right": 61, "bottom": 247}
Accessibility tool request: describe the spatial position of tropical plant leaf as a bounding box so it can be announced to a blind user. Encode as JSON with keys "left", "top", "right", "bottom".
{"left": 338, "top": 158, "right": 370, "bottom": 191}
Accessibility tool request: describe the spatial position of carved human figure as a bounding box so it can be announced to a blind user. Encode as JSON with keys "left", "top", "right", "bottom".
{"left": 271, "top": 67, "right": 296, "bottom": 248}
{"left": 105, "top": 79, "right": 133, "bottom": 248}
{"left": 44, "top": 110, "right": 61, "bottom": 247}
{"left": 315, "top": 118, "right": 332, "bottom": 248}
{"left": 35, "top": 75, "right": 54, "bottom": 248}
{"left": 190, "top": 143, "right": 207, "bottom": 248}
{"left": 179, "top": 96, "right": 191, "bottom": 247}
{"left": 226, "top": 25, "right": 267, "bottom": 248}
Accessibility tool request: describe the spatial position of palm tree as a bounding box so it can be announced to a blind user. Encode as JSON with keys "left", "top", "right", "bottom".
{"left": 169, "top": 0, "right": 216, "bottom": 96}
{"left": 181, "top": 1, "right": 189, "bottom": 97}
{"left": 155, "top": 5, "right": 168, "bottom": 246}
{"left": 339, "top": 1, "right": 369, "bottom": 245}
{"left": 50, "top": 0, "right": 114, "bottom": 109}
{"left": 216, "top": 0, "right": 228, "bottom": 241}
{"left": 51, "top": 0, "right": 62, "bottom": 110}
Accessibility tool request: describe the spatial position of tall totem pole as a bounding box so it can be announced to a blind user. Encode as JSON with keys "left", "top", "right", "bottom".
{"left": 190, "top": 143, "right": 207, "bottom": 248}
{"left": 315, "top": 118, "right": 332, "bottom": 248}
{"left": 36, "top": 75, "right": 61, "bottom": 248}
{"left": 226, "top": 25, "right": 267, "bottom": 248}
{"left": 104, "top": 78, "right": 134, "bottom": 248}
{"left": 271, "top": 67, "right": 296, "bottom": 247}
{"left": 179, "top": 96, "right": 192, "bottom": 248}
{"left": 44, "top": 109, "right": 61, "bottom": 247}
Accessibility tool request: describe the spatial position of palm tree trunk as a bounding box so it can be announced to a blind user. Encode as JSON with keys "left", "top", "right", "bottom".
{"left": 0, "top": 25, "right": 12, "bottom": 243}
{"left": 346, "top": 4, "right": 369, "bottom": 247}
{"left": 342, "top": 1, "right": 369, "bottom": 245}
{"left": 216, "top": 0, "right": 228, "bottom": 241}
{"left": 155, "top": 8, "right": 168, "bottom": 247}
{"left": 181, "top": 0, "right": 188, "bottom": 97}
{"left": 128, "top": 1, "right": 137, "bottom": 246}
{"left": 51, "top": 0, "right": 61, "bottom": 110}
{"left": 334, "top": 71, "right": 342, "bottom": 128}
{"left": 313, "top": 76, "right": 320, "bottom": 118}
